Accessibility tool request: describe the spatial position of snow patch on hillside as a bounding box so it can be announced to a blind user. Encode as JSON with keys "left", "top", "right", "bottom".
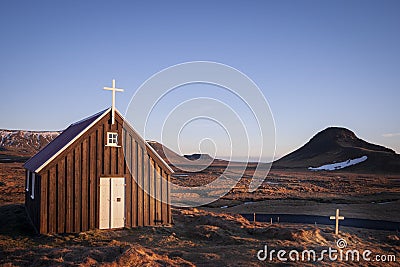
{"left": 0, "top": 129, "right": 60, "bottom": 151}
{"left": 308, "top": 155, "right": 368, "bottom": 171}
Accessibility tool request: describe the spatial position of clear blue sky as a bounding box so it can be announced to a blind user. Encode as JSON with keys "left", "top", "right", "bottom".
{"left": 1, "top": 0, "right": 399, "bottom": 159}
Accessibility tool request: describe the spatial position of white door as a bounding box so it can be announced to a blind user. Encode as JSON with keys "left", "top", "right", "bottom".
{"left": 99, "top": 177, "right": 125, "bottom": 229}
{"left": 111, "top": 178, "right": 125, "bottom": 228}
{"left": 99, "top": 178, "right": 111, "bottom": 229}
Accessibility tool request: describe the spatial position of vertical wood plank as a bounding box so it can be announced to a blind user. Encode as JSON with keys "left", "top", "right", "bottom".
{"left": 143, "top": 154, "right": 149, "bottom": 225}
{"left": 49, "top": 167, "right": 56, "bottom": 233}
{"left": 111, "top": 147, "right": 116, "bottom": 175}
{"left": 125, "top": 133, "right": 132, "bottom": 227}
{"left": 81, "top": 139, "right": 88, "bottom": 231}
{"left": 123, "top": 128, "right": 127, "bottom": 174}
{"left": 66, "top": 152, "right": 74, "bottom": 233}
{"left": 57, "top": 159, "right": 66, "bottom": 233}
{"left": 89, "top": 133, "right": 96, "bottom": 229}
{"left": 96, "top": 127, "right": 102, "bottom": 228}
{"left": 156, "top": 165, "right": 162, "bottom": 224}
{"left": 149, "top": 159, "right": 155, "bottom": 226}
{"left": 167, "top": 174, "right": 171, "bottom": 223}
{"left": 40, "top": 171, "right": 48, "bottom": 233}
{"left": 74, "top": 145, "right": 81, "bottom": 232}
{"left": 35, "top": 175, "right": 41, "bottom": 232}
{"left": 161, "top": 170, "right": 168, "bottom": 224}
{"left": 104, "top": 136, "right": 110, "bottom": 176}
{"left": 118, "top": 129, "right": 124, "bottom": 177}
{"left": 131, "top": 138, "right": 137, "bottom": 226}
{"left": 101, "top": 125, "right": 105, "bottom": 175}
{"left": 137, "top": 145, "right": 144, "bottom": 226}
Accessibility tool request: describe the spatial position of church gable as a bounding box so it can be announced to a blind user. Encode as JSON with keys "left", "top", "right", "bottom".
{"left": 25, "top": 108, "right": 172, "bottom": 177}
{"left": 23, "top": 108, "right": 110, "bottom": 173}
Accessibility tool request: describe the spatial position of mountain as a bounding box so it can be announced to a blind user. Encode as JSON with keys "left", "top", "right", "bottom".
{"left": 146, "top": 141, "right": 185, "bottom": 171}
{"left": 0, "top": 129, "right": 223, "bottom": 169}
{"left": 184, "top": 153, "right": 214, "bottom": 161}
{"left": 0, "top": 129, "right": 60, "bottom": 162}
{"left": 3, "top": 127, "right": 399, "bottom": 174}
{"left": 274, "top": 127, "right": 400, "bottom": 173}
{"left": 147, "top": 141, "right": 230, "bottom": 171}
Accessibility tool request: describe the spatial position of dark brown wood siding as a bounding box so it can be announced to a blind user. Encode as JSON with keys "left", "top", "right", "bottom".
{"left": 33, "top": 110, "right": 172, "bottom": 234}
{"left": 25, "top": 170, "right": 41, "bottom": 233}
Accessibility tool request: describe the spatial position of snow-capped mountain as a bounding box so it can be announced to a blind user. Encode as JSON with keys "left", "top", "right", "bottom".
{"left": 0, "top": 129, "right": 60, "bottom": 157}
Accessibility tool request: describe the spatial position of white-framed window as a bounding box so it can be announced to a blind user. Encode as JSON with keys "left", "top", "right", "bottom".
{"left": 26, "top": 171, "right": 30, "bottom": 192}
{"left": 106, "top": 132, "right": 119, "bottom": 147}
{"left": 30, "top": 173, "right": 35, "bottom": 199}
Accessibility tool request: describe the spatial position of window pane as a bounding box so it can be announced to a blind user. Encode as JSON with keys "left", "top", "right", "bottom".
{"left": 107, "top": 132, "right": 118, "bottom": 145}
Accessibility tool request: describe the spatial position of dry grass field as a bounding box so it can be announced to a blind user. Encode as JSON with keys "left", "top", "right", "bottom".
{"left": 203, "top": 168, "right": 400, "bottom": 221}
{"left": 0, "top": 162, "right": 399, "bottom": 266}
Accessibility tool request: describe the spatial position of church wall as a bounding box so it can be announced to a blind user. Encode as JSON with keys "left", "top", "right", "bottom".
{"left": 34, "top": 111, "right": 171, "bottom": 234}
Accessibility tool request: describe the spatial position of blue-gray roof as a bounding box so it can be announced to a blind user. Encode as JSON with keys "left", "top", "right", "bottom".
{"left": 24, "top": 108, "right": 109, "bottom": 172}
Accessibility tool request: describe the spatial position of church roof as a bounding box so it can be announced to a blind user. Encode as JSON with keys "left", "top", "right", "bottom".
{"left": 24, "top": 108, "right": 174, "bottom": 174}
{"left": 24, "top": 108, "right": 110, "bottom": 173}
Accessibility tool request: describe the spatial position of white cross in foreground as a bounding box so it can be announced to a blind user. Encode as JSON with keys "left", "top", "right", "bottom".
{"left": 103, "top": 79, "right": 124, "bottom": 125}
{"left": 330, "top": 209, "right": 345, "bottom": 235}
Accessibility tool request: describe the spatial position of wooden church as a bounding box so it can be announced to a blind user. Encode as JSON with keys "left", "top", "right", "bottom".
{"left": 24, "top": 80, "right": 173, "bottom": 234}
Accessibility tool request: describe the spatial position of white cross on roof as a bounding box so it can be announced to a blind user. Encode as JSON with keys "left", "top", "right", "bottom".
{"left": 103, "top": 79, "right": 124, "bottom": 125}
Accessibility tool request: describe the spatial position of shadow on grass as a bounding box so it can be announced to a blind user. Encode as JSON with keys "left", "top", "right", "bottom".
{"left": 0, "top": 203, "right": 36, "bottom": 237}
{"left": 0, "top": 204, "right": 126, "bottom": 266}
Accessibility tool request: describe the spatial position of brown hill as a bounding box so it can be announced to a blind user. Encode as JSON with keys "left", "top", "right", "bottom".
{"left": 146, "top": 141, "right": 231, "bottom": 172}
{"left": 274, "top": 127, "right": 400, "bottom": 173}
{"left": 184, "top": 153, "right": 214, "bottom": 161}
{"left": 146, "top": 141, "right": 184, "bottom": 171}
